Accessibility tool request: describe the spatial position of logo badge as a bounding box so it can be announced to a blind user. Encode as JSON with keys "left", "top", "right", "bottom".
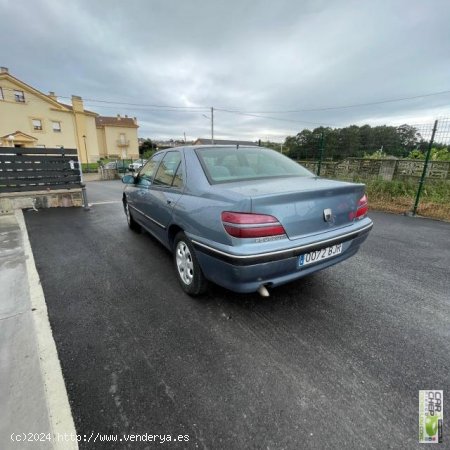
{"left": 419, "top": 390, "right": 443, "bottom": 443}
{"left": 323, "top": 208, "right": 333, "bottom": 223}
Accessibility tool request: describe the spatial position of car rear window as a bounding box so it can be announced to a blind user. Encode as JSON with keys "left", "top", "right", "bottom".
{"left": 196, "top": 147, "right": 313, "bottom": 183}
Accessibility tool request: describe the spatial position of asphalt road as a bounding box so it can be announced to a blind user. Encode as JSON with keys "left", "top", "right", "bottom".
{"left": 24, "top": 180, "right": 450, "bottom": 449}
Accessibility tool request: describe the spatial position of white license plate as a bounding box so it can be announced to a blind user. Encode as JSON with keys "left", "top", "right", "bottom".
{"left": 298, "top": 243, "right": 343, "bottom": 267}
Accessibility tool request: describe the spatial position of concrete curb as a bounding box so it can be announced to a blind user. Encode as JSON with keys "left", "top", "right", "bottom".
{"left": 16, "top": 210, "right": 78, "bottom": 450}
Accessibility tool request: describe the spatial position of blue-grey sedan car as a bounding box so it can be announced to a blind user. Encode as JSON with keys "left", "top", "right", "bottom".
{"left": 122, "top": 145, "right": 373, "bottom": 296}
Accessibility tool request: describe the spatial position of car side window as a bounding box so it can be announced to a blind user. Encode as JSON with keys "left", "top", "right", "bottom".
{"left": 172, "top": 162, "right": 183, "bottom": 188}
{"left": 137, "top": 153, "right": 163, "bottom": 187}
{"left": 153, "top": 151, "right": 183, "bottom": 188}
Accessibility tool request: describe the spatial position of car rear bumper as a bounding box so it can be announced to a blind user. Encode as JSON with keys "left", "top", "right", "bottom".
{"left": 193, "top": 220, "right": 372, "bottom": 293}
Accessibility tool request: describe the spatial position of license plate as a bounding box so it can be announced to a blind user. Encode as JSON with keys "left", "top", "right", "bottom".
{"left": 298, "top": 243, "right": 343, "bottom": 267}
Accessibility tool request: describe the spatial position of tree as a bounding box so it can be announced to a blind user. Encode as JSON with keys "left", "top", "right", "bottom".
{"left": 397, "top": 124, "right": 419, "bottom": 154}
{"left": 261, "top": 140, "right": 282, "bottom": 152}
{"left": 284, "top": 123, "right": 425, "bottom": 160}
{"left": 285, "top": 129, "right": 320, "bottom": 159}
{"left": 139, "top": 139, "right": 154, "bottom": 155}
{"left": 338, "top": 125, "right": 361, "bottom": 158}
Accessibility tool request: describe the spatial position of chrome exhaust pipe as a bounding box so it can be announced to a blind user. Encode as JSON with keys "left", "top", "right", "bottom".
{"left": 257, "top": 285, "right": 270, "bottom": 297}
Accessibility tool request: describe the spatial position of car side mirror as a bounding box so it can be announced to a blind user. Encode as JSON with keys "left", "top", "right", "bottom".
{"left": 122, "top": 174, "right": 135, "bottom": 184}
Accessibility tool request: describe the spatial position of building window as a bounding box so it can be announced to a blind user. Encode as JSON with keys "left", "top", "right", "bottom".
{"left": 52, "top": 121, "right": 61, "bottom": 132}
{"left": 0, "top": 87, "right": 3, "bottom": 100}
{"left": 14, "top": 90, "right": 25, "bottom": 102}
{"left": 32, "top": 119, "right": 43, "bottom": 131}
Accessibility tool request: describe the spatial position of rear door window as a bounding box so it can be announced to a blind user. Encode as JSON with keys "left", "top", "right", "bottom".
{"left": 172, "top": 162, "right": 184, "bottom": 188}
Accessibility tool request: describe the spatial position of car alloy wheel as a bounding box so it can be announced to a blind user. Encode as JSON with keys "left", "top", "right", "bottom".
{"left": 173, "top": 232, "right": 208, "bottom": 295}
{"left": 176, "top": 240, "right": 194, "bottom": 285}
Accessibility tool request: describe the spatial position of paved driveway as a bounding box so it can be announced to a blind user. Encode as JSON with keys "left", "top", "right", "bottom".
{"left": 24, "top": 180, "right": 450, "bottom": 449}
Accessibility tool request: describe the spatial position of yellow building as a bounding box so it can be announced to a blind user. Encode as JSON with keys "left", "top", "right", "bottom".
{"left": 0, "top": 67, "right": 139, "bottom": 162}
{"left": 96, "top": 115, "right": 139, "bottom": 160}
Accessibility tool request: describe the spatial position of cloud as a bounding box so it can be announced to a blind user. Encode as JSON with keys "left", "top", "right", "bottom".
{"left": 1, "top": 0, "right": 450, "bottom": 140}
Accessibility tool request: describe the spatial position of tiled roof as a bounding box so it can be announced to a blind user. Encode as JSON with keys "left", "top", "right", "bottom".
{"left": 95, "top": 116, "right": 138, "bottom": 128}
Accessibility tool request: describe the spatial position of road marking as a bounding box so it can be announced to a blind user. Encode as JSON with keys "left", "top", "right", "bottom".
{"left": 89, "top": 201, "right": 122, "bottom": 206}
{"left": 16, "top": 210, "right": 78, "bottom": 450}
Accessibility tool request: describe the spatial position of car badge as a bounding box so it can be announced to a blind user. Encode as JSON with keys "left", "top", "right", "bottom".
{"left": 323, "top": 208, "right": 333, "bottom": 223}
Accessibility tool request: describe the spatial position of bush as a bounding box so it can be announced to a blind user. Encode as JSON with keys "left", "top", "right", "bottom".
{"left": 407, "top": 147, "right": 450, "bottom": 161}
{"left": 365, "top": 178, "right": 450, "bottom": 204}
{"left": 81, "top": 163, "right": 99, "bottom": 172}
{"left": 142, "top": 150, "right": 155, "bottom": 160}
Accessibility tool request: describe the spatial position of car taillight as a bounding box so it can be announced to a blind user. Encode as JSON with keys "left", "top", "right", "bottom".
{"left": 221, "top": 211, "right": 286, "bottom": 238}
{"left": 351, "top": 194, "right": 368, "bottom": 220}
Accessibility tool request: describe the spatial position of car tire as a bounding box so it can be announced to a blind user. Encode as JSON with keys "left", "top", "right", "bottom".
{"left": 174, "top": 232, "right": 208, "bottom": 296}
{"left": 124, "top": 200, "right": 141, "bottom": 232}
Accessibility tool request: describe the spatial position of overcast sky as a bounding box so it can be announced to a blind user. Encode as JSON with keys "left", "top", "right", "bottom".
{"left": 1, "top": 0, "right": 450, "bottom": 141}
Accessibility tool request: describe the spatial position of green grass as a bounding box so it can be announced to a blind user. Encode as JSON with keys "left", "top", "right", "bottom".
{"left": 330, "top": 176, "right": 450, "bottom": 221}
{"left": 81, "top": 163, "right": 99, "bottom": 172}
{"left": 364, "top": 179, "right": 450, "bottom": 204}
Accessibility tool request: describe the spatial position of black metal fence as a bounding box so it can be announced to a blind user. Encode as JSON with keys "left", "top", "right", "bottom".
{"left": 0, "top": 147, "right": 81, "bottom": 193}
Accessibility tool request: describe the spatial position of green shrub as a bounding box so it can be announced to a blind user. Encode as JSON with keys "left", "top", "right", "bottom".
{"left": 142, "top": 150, "right": 155, "bottom": 160}
{"left": 364, "top": 178, "right": 450, "bottom": 203}
{"left": 81, "top": 163, "right": 99, "bottom": 172}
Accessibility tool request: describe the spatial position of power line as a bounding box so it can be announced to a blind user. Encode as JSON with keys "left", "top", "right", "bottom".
{"left": 216, "top": 108, "right": 335, "bottom": 127}
{"left": 83, "top": 104, "right": 210, "bottom": 113}
{"left": 3, "top": 85, "right": 450, "bottom": 133}
{"left": 0, "top": 86, "right": 331, "bottom": 125}
{"left": 74, "top": 97, "right": 209, "bottom": 110}
{"left": 0, "top": 87, "right": 209, "bottom": 110}
{"left": 54, "top": 87, "right": 450, "bottom": 113}
{"left": 223, "top": 89, "right": 450, "bottom": 114}
{"left": 2, "top": 86, "right": 450, "bottom": 113}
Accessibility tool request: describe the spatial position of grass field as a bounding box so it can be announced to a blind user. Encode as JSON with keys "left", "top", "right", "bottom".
{"left": 326, "top": 176, "right": 450, "bottom": 221}
{"left": 364, "top": 179, "right": 450, "bottom": 221}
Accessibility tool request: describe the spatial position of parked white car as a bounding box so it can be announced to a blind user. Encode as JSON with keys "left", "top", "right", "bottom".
{"left": 128, "top": 159, "right": 147, "bottom": 172}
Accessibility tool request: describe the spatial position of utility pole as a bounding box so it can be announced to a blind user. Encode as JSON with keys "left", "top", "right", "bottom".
{"left": 211, "top": 107, "right": 214, "bottom": 144}
{"left": 82, "top": 134, "right": 88, "bottom": 172}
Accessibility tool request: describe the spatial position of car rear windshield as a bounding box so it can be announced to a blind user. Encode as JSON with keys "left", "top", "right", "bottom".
{"left": 196, "top": 146, "right": 313, "bottom": 183}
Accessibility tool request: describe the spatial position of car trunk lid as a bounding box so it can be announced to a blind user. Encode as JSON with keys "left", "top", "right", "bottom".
{"left": 222, "top": 177, "right": 366, "bottom": 240}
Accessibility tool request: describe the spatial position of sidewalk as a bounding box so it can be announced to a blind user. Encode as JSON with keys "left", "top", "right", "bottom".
{"left": 0, "top": 211, "right": 77, "bottom": 450}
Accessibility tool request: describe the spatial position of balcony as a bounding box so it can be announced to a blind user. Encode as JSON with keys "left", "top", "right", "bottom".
{"left": 116, "top": 139, "right": 130, "bottom": 147}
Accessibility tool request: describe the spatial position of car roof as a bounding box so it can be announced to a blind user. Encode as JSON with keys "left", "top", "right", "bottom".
{"left": 159, "top": 145, "right": 265, "bottom": 153}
